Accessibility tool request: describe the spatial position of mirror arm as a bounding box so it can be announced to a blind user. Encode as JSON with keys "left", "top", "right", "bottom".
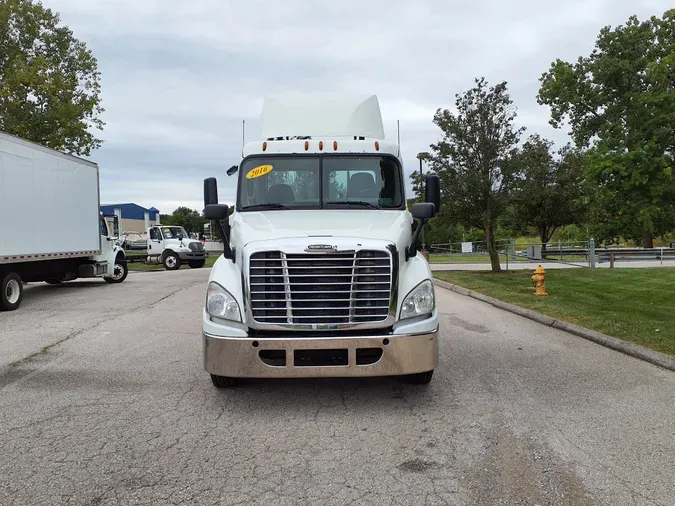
{"left": 214, "top": 219, "right": 234, "bottom": 262}
{"left": 406, "top": 218, "right": 428, "bottom": 261}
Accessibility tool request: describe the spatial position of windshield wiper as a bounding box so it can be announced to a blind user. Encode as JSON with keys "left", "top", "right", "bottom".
{"left": 241, "top": 203, "right": 290, "bottom": 211}
{"left": 325, "top": 201, "right": 380, "bottom": 209}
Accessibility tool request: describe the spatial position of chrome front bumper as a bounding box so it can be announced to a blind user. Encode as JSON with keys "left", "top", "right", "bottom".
{"left": 203, "top": 330, "right": 439, "bottom": 379}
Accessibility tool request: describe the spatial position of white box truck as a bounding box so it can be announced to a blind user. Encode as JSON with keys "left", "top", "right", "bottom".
{"left": 200, "top": 93, "right": 442, "bottom": 388}
{"left": 0, "top": 131, "right": 128, "bottom": 311}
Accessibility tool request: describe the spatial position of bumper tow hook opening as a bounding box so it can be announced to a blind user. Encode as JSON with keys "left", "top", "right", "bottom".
{"left": 356, "top": 348, "right": 383, "bottom": 365}
{"left": 383, "top": 338, "right": 390, "bottom": 346}
{"left": 259, "top": 350, "right": 286, "bottom": 367}
{"left": 252, "top": 341, "right": 259, "bottom": 348}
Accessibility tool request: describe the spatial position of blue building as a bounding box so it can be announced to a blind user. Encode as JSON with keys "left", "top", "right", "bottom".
{"left": 100, "top": 203, "right": 160, "bottom": 233}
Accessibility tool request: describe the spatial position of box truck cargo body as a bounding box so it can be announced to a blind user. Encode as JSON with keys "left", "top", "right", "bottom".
{"left": 0, "top": 131, "right": 127, "bottom": 311}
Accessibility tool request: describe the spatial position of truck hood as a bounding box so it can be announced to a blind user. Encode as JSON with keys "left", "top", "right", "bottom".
{"left": 164, "top": 238, "right": 201, "bottom": 248}
{"left": 231, "top": 209, "right": 412, "bottom": 249}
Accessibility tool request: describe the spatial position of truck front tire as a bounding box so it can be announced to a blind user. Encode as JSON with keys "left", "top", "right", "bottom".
{"left": 104, "top": 259, "right": 128, "bottom": 284}
{"left": 1, "top": 272, "right": 23, "bottom": 311}
{"left": 404, "top": 370, "right": 434, "bottom": 385}
{"left": 163, "top": 252, "right": 180, "bottom": 271}
{"left": 210, "top": 374, "right": 237, "bottom": 388}
{"left": 188, "top": 259, "right": 206, "bottom": 269}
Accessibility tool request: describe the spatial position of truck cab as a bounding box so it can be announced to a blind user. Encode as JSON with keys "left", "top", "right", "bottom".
{"left": 95, "top": 213, "right": 128, "bottom": 282}
{"left": 201, "top": 94, "right": 441, "bottom": 387}
{"left": 146, "top": 225, "right": 207, "bottom": 270}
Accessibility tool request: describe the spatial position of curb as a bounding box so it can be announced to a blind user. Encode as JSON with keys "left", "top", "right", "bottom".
{"left": 433, "top": 279, "right": 675, "bottom": 372}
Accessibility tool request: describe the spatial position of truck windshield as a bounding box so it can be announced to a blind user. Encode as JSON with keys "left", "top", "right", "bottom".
{"left": 237, "top": 155, "right": 404, "bottom": 211}
{"left": 161, "top": 226, "right": 188, "bottom": 239}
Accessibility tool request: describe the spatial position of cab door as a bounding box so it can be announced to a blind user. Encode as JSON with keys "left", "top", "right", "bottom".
{"left": 148, "top": 227, "right": 163, "bottom": 256}
{"left": 97, "top": 216, "right": 117, "bottom": 275}
{"left": 100, "top": 216, "right": 114, "bottom": 257}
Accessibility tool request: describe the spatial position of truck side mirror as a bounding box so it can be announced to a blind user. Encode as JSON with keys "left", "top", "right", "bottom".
{"left": 204, "top": 204, "right": 229, "bottom": 221}
{"left": 204, "top": 177, "right": 219, "bottom": 206}
{"left": 411, "top": 203, "right": 435, "bottom": 220}
{"left": 112, "top": 216, "right": 120, "bottom": 238}
{"left": 424, "top": 174, "right": 441, "bottom": 215}
{"left": 204, "top": 203, "right": 234, "bottom": 262}
{"left": 226, "top": 165, "right": 238, "bottom": 176}
{"left": 406, "top": 203, "right": 436, "bottom": 261}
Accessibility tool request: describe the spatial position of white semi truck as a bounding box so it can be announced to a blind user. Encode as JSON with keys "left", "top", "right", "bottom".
{"left": 145, "top": 224, "right": 207, "bottom": 270}
{"left": 0, "top": 131, "right": 128, "bottom": 311}
{"left": 201, "top": 93, "right": 441, "bottom": 387}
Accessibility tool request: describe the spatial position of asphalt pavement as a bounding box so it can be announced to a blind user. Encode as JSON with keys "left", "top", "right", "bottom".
{"left": 1, "top": 269, "right": 674, "bottom": 505}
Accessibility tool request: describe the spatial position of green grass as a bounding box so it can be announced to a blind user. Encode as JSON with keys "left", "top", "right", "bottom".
{"left": 434, "top": 268, "right": 675, "bottom": 356}
{"left": 128, "top": 255, "right": 219, "bottom": 271}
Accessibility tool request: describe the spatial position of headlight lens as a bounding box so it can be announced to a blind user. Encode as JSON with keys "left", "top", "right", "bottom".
{"left": 400, "top": 279, "right": 435, "bottom": 320}
{"left": 206, "top": 282, "right": 241, "bottom": 322}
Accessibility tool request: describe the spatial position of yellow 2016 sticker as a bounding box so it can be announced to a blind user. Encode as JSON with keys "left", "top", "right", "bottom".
{"left": 246, "top": 165, "right": 273, "bottom": 179}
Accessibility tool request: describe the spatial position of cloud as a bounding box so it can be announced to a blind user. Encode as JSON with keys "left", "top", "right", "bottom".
{"left": 45, "top": 0, "right": 673, "bottom": 213}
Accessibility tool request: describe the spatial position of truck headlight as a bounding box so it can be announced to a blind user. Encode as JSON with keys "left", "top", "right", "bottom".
{"left": 206, "top": 282, "right": 241, "bottom": 322}
{"left": 400, "top": 279, "right": 435, "bottom": 320}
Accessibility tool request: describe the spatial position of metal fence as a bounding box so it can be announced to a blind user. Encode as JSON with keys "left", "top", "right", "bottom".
{"left": 429, "top": 239, "right": 675, "bottom": 268}
{"left": 429, "top": 239, "right": 525, "bottom": 270}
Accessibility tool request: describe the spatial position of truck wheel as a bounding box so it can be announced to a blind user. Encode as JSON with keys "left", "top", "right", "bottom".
{"left": 210, "top": 374, "right": 237, "bottom": 388}
{"left": 163, "top": 253, "right": 180, "bottom": 271}
{"left": 404, "top": 370, "right": 434, "bottom": 385}
{"left": 1, "top": 272, "right": 23, "bottom": 311}
{"left": 188, "top": 259, "right": 206, "bottom": 269}
{"left": 104, "top": 260, "right": 128, "bottom": 284}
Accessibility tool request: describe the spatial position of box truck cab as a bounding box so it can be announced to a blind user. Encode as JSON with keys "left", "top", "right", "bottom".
{"left": 201, "top": 94, "right": 441, "bottom": 387}
{"left": 145, "top": 225, "right": 207, "bottom": 270}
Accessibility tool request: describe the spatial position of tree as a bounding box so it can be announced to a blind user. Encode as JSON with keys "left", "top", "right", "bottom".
{"left": 537, "top": 10, "right": 675, "bottom": 247}
{"left": 0, "top": 0, "right": 104, "bottom": 155}
{"left": 512, "top": 135, "right": 587, "bottom": 250}
{"left": 162, "top": 207, "right": 206, "bottom": 234}
{"left": 426, "top": 78, "right": 524, "bottom": 272}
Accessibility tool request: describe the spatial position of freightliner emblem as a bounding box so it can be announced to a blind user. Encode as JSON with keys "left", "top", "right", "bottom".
{"left": 305, "top": 244, "right": 337, "bottom": 252}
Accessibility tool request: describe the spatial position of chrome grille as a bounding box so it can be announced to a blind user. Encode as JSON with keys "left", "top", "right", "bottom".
{"left": 249, "top": 250, "right": 392, "bottom": 325}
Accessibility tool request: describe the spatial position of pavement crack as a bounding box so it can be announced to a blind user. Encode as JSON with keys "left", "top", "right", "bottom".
{"left": 174, "top": 379, "right": 201, "bottom": 410}
{"left": 146, "top": 280, "right": 204, "bottom": 309}
{"left": 1, "top": 278, "right": 204, "bottom": 388}
{"left": 3, "top": 319, "right": 106, "bottom": 371}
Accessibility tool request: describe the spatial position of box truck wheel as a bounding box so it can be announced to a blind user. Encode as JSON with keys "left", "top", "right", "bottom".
{"left": 210, "top": 374, "right": 237, "bottom": 388}
{"left": 163, "top": 252, "right": 180, "bottom": 271}
{"left": 104, "top": 258, "right": 128, "bottom": 284}
{"left": 1, "top": 272, "right": 23, "bottom": 311}
{"left": 188, "top": 259, "right": 206, "bottom": 269}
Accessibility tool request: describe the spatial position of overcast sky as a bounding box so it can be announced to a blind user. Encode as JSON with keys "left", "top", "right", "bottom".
{"left": 47, "top": 0, "right": 671, "bottom": 215}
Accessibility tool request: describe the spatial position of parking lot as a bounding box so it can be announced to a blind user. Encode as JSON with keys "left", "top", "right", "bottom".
{"left": 1, "top": 269, "right": 674, "bottom": 505}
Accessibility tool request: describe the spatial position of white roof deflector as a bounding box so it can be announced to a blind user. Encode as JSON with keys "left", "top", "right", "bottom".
{"left": 259, "top": 93, "right": 385, "bottom": 140}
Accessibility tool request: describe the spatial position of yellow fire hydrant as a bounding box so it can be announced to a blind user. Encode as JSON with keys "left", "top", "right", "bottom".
{"left": 531, "top": 265, "right": 548, "bottom": 296}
